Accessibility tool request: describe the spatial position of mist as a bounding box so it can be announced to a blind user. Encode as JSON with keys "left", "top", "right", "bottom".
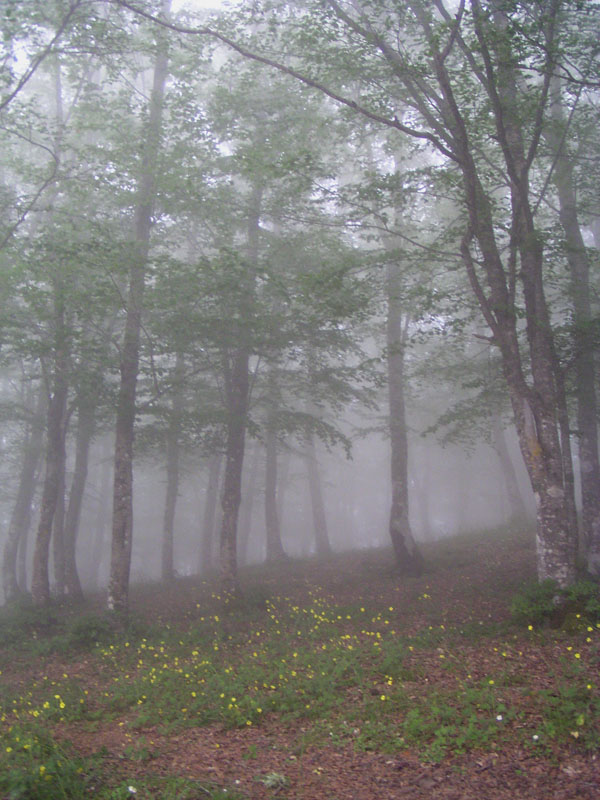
{"left": 0, "top": 0, "right": 598, "bottom": 612}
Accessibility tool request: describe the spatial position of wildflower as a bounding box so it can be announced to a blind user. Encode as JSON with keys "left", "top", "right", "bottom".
{"left": 496, "top": 714, "right": 503, "bottom": 721}
{"left": 128, "top": 787, "right": 137, "bottom": 794}
{"left": 528, "top": 625, "right": 533, "bottom": 631}
{"left": 532, "top": 734, "right": 539, "bottom": 741}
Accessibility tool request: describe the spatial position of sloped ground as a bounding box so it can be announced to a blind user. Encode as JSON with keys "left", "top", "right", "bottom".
{"left": 1, "top": 526, "right": 599, "bottom": 799}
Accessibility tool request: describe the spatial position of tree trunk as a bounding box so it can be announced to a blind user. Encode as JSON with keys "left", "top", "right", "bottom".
{"left": 491, "top": 415, "right": 529, "bottom": 522}
{"left": 265, "top": 419, "right": 286, "bottom": 562}
{"left": 52, "top": 456, "right": 66, "bottom": 595}
{"left": 386, "top": 261, "right": 423, "bottom": 575}
{"left": 305, "top": 436, "right": 332, "bottom": 557}
{"left": 31, "top": 292, "right": 69, "bottom": 607}
{"left": 219, "top": 350, "right": 249, "bottom": 594}
{"left": 63, "top": 400, "right": 95, "bottom": 601}
{"left": 219, "top": 183, "right": 263, "bottom": 593}
{"left": 161, "top": 351, "right": 184, "bottom": 583}
{"left": 546, "top": 78, "right": 600, "bottom": 575}
{"left": 90, "top": 438, "right": 112, "bottom": 590}
{"left": 108, "top": 5, "right": 170, "bottom": 614}
{"left": 2, "top": 389, "right": 46, "bottom": 602}
{"left": 238, "top": 442, "right": 260, "bottom": 567}
{"left": 198, "top": 453, "right": 222, "bottom": 575}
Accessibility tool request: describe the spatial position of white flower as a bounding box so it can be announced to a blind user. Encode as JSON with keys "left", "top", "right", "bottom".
{"left": 496, "top": 714, "right": 503, "bottom": 721}
{"left": 532, "top": 734, "right": 539, "bottom": 741}
{"left": 128, "top": 788, "right": 137, "bottom": 795}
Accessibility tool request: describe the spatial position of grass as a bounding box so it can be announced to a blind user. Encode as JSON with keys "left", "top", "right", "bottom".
{"left": 1, "top": 525, "right": 599, "bottom": 798}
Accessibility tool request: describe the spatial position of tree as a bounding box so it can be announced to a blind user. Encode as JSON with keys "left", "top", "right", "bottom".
{"left": 108, "top": 0, "right": 171, "bottom": 614}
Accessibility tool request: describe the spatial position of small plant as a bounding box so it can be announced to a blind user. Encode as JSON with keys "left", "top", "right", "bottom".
{"left": 259, "top": 772, "right": 288, "bottom": 790}
{"left": 511, "top": 578, "right": 600, "bottom": 627}
{"left": 510, "top": 579, "right": 559, "bottom": 625}
{"left": 0, "top": 725, "right": 92, "bottom": 800}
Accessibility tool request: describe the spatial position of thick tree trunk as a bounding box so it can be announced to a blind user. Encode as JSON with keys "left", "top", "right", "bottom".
{"left": 265, "top": 420, "right": 286, "bottom": 562}
{"left": 491, "top": 415, "right": 529, "bottom": 522}
{"left": 63, "top": 401, "right": 95, "bottom": 601}
{"left": 2, "top": 389, "right": 46, "bottom": 602}
{"left": 386, "top": 262, "right": 423, "bottom": 575}
{"left": 198, "top": 453, "right": 222, "bottom": 574}
{"left": 451, "top": 5, "right": 576, "bottom": 586}
{"left": 108, "top": 8, "right": 170, "bottom": 614}
{"left": 546, "top": 79, "right": 600, "bottom": 575}
{"left": 305, "top": 436, "right": 332, "bottom": 557}
{"left": 161, "top": 351, "right": 184, "bottom": 583}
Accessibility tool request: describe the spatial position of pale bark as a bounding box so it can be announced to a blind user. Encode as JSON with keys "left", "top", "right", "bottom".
{"left": 108, "top": 2, "right": 170, "bottom": 614}
{"left": 386, "top": 262, "right": 423, "bottom": 575}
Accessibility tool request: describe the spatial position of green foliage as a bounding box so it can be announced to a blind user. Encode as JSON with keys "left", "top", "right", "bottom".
{"left": 510, "top": 579, "right": 560, "bottom": 625}
{"left": 0, "top": 599, "right": 59, "bottom": 647}
{"left": 511, "top": 578, "right": 600, "bottom": 627}
{"left": 0, "top": 726, "right": 91, "bottom": 800}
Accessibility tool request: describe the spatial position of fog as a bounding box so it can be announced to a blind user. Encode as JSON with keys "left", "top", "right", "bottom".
{"left": 0, "top": 0, "right": 597, "bottom": 610}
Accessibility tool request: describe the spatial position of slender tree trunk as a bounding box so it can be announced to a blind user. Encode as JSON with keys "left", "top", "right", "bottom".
{"left": 2, "top": 389, "right": 46, "bottom": 602}
{"left": 90, "top": 438, "right": 112, "bottom": 590}
{"left": 305, "top": 436, "right": 332, "bottom": 557}
{"left": 219, "top": 183, "right": 262, "bottom": 593}
{"left": 386, "top": 261, "right": 423, "bottom": 575}
{"left": 108, "top": 5, "right": 170, "bottom": 613}
{"left": 219, "top": 351, "right": 249, "bottom": 594}
{"left": 546, "top": 78, "right": 600, "bottom": 574}
{"left": 198, "top": 453, "right": 222, "bottom": 575}
{"left": 161, "top": 351, "right": 184, "bottom": 583}
{"left": 31, "top": 292, "right": 69, "bottom": 606}
{"left": 491, "top": 415, "right": 529, "bottom": 522}
{"left": 63, "top": 401, "right": 95, "bottom": 601}
{"left": 265, "top": 419, "right": 286, "bottom": 562}
{"left": 238, "top": 442, "right": 260, "bottom": 566}
{"left": 52, "top": 456, "right": 66, "bottom": 595}
{"left": 276, "top": 446, "right": 291, "bottom": 527}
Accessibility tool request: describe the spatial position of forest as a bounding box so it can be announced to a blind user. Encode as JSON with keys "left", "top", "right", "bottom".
{"left": 0, "top": 1, "right": 599, "bottom": 798}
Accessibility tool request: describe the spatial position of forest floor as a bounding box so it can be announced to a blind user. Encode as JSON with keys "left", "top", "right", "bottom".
{"left": 1, "top": 525, "right": 599, "bottom": 800}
